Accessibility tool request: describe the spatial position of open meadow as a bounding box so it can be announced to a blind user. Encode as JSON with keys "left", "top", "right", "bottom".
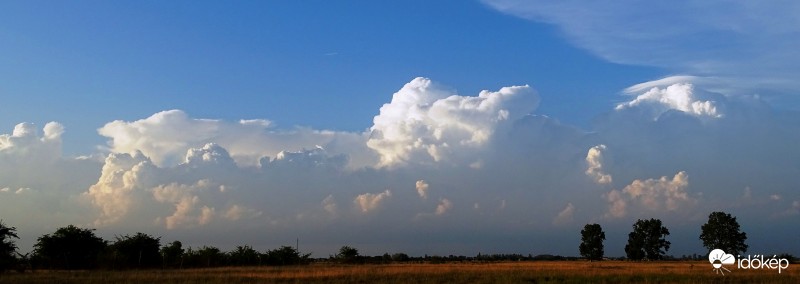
{"left": 1, "top": 261, "right": 797, "bottom": 284}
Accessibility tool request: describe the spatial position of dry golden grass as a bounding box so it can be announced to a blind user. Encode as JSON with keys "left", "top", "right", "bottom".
{"left": 1, "top": 261, "right": 798, "bottom": 283}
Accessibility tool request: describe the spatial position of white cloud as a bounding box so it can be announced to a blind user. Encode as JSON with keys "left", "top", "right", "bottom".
{"left": 184, "top": 143, "right": 236, "bottom": 167}
{"left": 98, "top": 109, "right": 374, "bottom": 168}
{"left": 605, "top": 171, "right": 697, "bottom": 218}
{"left": 435, "top": 198, "right": 453, "bottom": 216}
{"left": 553, "top": 203, "right": 575, "bottom": 225}
{"left": 0, "top": 122, "right": 63, "bottom": 164}
{"left": 85, "top": 151, "right": 155, "bottom": 226}
{"left": 85, "top": 143, "right": 263, "bottom": 229}
{"left": 616, "top": 83, "right": 722, "bottom": 118}
{"left": 585, "top": 145, "right": 612, "bottom": 184}
{"left": 354, "top": 190, "right": 392, "bottom": 213}
{"left": 223, "top": 204, "right": 260, "bottom": 221}
{"left": 770, "top": 194, "right": 782, "bottom": 201}
{"left": 623, "top": 171, "right": 693, "bottom": 211}
{"left": 152, "top": 180, "right": 223, "bottom": 229}
{"left": 367, "top": 77, "right": 539, "bottom": 167}
{"left": 415, "top": 180, "right": 429, "bottom": 200}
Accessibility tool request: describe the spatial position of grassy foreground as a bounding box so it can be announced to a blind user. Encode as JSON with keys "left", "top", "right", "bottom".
{"left": 1, "top": 261, "right": 797, "bottom": 283}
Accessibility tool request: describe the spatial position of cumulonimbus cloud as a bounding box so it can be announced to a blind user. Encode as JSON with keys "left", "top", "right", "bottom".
{"left": 366, "top": 77, "right": 539, "bottom": 167}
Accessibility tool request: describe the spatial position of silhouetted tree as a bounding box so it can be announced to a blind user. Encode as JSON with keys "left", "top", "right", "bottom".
{"left": 264, "top": 245, "right": 310, "bottom": 266}
{"left": 700, "top": 211, "right": 748, "bottom": 256}
{"left": 625, "top": 218, "right": 670, "bottom": 260}
{"left": 33, "top": 225, "right": 107, "bottom": 269}
{"left": 188, "top": 246, "right": 224, "bottom": 267}
{"left": 160, "top": 241, "right": 184, "bottom": 268}
{"left": 391, "top": 252, "right": 410, "bottom": 262}
{"left": 111, "top": 232, "right": 161, "bottom": 269}
{"left": 228, "top": 245, "right": 261, "bottom": 266}
{"left": 335, "top": 245, "right": 360, "bottom": 263}
{"left": 0, "top": 220, "right": 19, "bottom": 272}
{"left": 579, "top": 223, "right": 605, "bottom": 261}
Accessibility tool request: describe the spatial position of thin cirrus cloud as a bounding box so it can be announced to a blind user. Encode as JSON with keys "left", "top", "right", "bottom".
{"left": 0, "top": 77, "right": 798, "bottom": 255}
{"left": 482, "top": 0, "right": 800, "bottom": 97}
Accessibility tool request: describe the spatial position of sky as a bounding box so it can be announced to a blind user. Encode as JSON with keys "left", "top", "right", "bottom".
{"left": 1, "top": 1, "right": 798, "bottom": 258}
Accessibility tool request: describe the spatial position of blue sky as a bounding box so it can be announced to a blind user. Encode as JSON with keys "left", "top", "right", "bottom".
{"left": 1, "top": 0, "right": 661, "bottom": 154}
{"left": 1, "top": 1, "right": 798, "bottom": 258}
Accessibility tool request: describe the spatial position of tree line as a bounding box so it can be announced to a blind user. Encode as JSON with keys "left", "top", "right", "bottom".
{"left": 0, "top": 224, "right": 315, "bottom": 272}
{"left": 0, "top": 211, "right": 794, "bottom": 272}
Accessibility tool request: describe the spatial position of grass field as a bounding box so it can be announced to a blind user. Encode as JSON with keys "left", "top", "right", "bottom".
{"left": 1, "top": 261, "right": 797, "bottom": 283}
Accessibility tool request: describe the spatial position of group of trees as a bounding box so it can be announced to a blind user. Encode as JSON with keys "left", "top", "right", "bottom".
{"left": 579, "top": 211, "right": 749, "bottom": 261}
{"left": 0, "top": 223, "right": 312, "bottom": 272}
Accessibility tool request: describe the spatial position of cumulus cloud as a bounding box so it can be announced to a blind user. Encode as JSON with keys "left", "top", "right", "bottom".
{"left": 152, "top": 180, "right": 226, "bottom": 229}
{"left": 585, "top": 145, "right": 612, "bottom": 184}
{"left": 0, "top": 122, "right": 64, "bottom": 163}
{"left": 367, "top": 77, "right": 539, "bottom": 167}
{"left": 85, "top": 143, "right": 262, "bottom": 229}
{"left": 98, "top": 109, "right": 373, "bottom": 168}
{"left": 604, "top": 171, "right": 697, "bottom": 218}
{"left": 415, "top": 180, "right": 429, "bottom": 200}
{"left": 354, "top": 190, "right": 392, "bottom": 213}
{"left": 553, "top": 203, "right": 575, "bottom": 225}
{"left": 85, "top": 151, "right": 155, "bottom": 226}
{"left": 435, "top": 198, "right": 453, "bottom": 216}
{"left": 0, "top": 122, "right": 105, "bottom": 244}
{"left": 624, "top": 171, "right": 694, "bottom": 211}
